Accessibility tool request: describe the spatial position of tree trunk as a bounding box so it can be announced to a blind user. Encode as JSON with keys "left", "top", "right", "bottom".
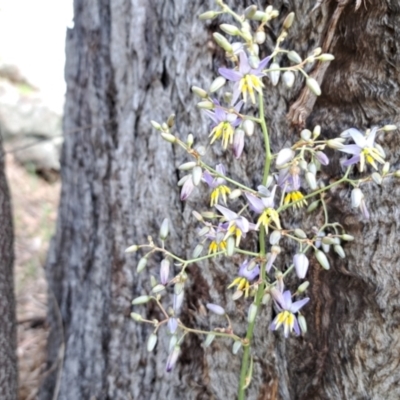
{"left": 0, "top": 139, "right": 17, "bottom": 398}
{"left": 41, "top": 0, "right": 400, "bottom": 399}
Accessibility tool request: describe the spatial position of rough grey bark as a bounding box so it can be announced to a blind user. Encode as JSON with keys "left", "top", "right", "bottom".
{"left": 41, "top": 0, "right": 400, "bottom": 399}
{"left": 0, "top": 138, "right": 17, "bottom": 398}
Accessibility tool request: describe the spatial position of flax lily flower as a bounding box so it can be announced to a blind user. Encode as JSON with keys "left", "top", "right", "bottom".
{"left": 228, "top": 260, "right": 260, "bottom": 298}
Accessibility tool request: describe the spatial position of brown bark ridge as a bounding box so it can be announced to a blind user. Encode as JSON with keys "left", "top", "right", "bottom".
{"left": 41, "top": 0, "right": 400, "bottom": 399}
{"left": 0, "top": 136, "right": 17, "bottom": 398}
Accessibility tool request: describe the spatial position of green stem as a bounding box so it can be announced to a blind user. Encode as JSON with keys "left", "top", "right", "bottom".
{"left": 238, "top": 93, "right": 271, "bottom": 399}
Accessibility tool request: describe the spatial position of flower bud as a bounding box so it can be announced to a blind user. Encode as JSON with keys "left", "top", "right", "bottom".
{"left": 168, "top": 317, "right": 178, "bottom": 334}
{"left": 351, "top": 188, "right": 363, "bottom": 208}
{"left": 197, "top": 226, "right": 210, "bottom": 237}
{"left": 300, "top": 129, "right": 312, "bottom": 141}
{"left": 152, "top": 284, "right": 165, "bottom": 294}
{"left": 187, "top": 134, "right": 194, "bottom": 147}
{"left": 232, "top": 341, "right": 242, "bottom": 355}
{"left": 254, "top": 31, "right": 266, "bottom": 44}
{"left": 294, "top": 228, "right": 307, "bottom": 239}
{"left": 174, "top": 282, "right": 184, "bottom": 295}
{"left": 327, "top": 138, "right": 345, "bottom": 150}
{"left": 288, "top": 50, "right": 302, "bottom": 64}
{"left": 147, "top": 333, "right": 158, "bottom": 352}
{"left": 315, "top": 250, "right": 330, "bottom": 270}
{"left": 169, "top": 335, "right": 178, "bottom": 352}
{"left": 283, "top": 12, "right": 295, "bottom": 29}
{"left": 179, "top": 161, "right": 196, "bottom": 171}
{"left": 130, "top": 312, "right": 143, "bottom": 321}
{"left": 204, "top": 333, "right": 216, "bottom": 348}
{"left": 248, "top": 55, "right": 260, "bottom": 69}
{"left": 166, "top": 345, "right": 180, "bottom": 372}
{"left": 229, "top": 189, "right": 242, "bottom": 199}
{"left": 382, "top": 162, "right": 390, "bottom": 175}
{"left": 160, "top": 132, "right": 176, "bottom": 143}
{"left": 244, "top": 5, "right": 257, "bottom": 19}
{"left": 191, "top": 86, "right": 208, "bottom": 98}
{"left": 297, "top": 281, "right": 310, "bottom": 293}
{"left": 159, "top": 218, "right": 169, "bottom": 240}
{"left": 305, "top": 171, "right": 317, "bottom": 190}
{"left": 232, "top": 290, "right": 243, "bottom": 301}
{"left": 262, "top": 293, "right": 271, "bottom": 305}
{"left": 132, "top": 295, "right": 151, "bottom": 305}
{"left": 213, "top": 33, "right": 233, "bottom": 52}
{"left": 150, "top": 120, "right": 162, "bottom": 130}
{"left": 282, "top": 71, "right": 295, "bottom": 88}
{"left": 137, "top": 257, "right": 148, "bottom": 273}
{"left": 125, "top": 244, "right": 139, "bottom": 253}
{"left": 206, "top": 303, "right": 225, "bottom": 316}
{"left": 269, "top": 230, "right": 281, "bottom": 245}
{"left": 252, "top": 11, "right": 267, "bottom": 21}
{"left": 192, "top": 166, "right": 203, "bottom": 186}
{"left": 243, "top": 119, "right": 255, "bottom": 136}
{"left": 210, "top": 76, "right": 226, "bottom": 93}
{"left": 306, "top": 77, "right": 321, "bottom": 96}
{"left": 201, "top": 211, "right": 217, "bottom": 219}
{"left": 276, "top": 148, "right": 295, "bottom": 167}
{"left": 312, "top": 47, "right": 322, "bottom": 56}
{"left": 192, "top": 244, "right": 203, "bottom": 258}
{"left": 293, "top": 253, "right": 309, "bottom": 279}
{"left": 334, "top": 245, "right": 346, "bottom": 259}
{"left": 315, "top": 151, "right": 329, "bottom": 166}
{"left": 382, "top": 124, "right": 397, "bottom": 131}
{"left": 322, "top": 236, "right": 337, "bottom": 245}
{"left": 371, "top": 172, "right": 382, "bottom": 185}
{"left": 341, "top": 234, "right": 354, "bottom": 241}
{"left": 317, "top": 53, "right": 335, "bottom": 61}
{"left": 192, "top": 210, "right": 203, "bottom": 222}
{"left": 160, "top": 259, "right": 170, "bottom": 285}
{"left": 247, "top": 303, "right": 258, "bottom": 323}
{"left": 197, "top": 100, "right": 214, "bottom": 109}
{"left": 308, "top": 162, "right": 317, "bottom": 175}
{"left": 199, "top": 11, "right": 218, "bottom": 20}
{"left": 307, "top": 200, "right": 320, "bottom": 213}
{"left": 220, "top": 23, "right": 240, "bottom": 36}
{"left": 298, "top": 314, "right": 307, "bottom": 334}
{"left": 313, "top": 125, "right": 321, "bottom": 138}
{"left": 269, "top": 62, "right": 280, "bottom": 86}
{"left": 173, "top": 291, "right": 184, "bottom": 313}
{"left": 395, "top": 170, "right": 400, "bottom": 178}
{"left": 226, "top": 236, "right": 235, "bottom": 256}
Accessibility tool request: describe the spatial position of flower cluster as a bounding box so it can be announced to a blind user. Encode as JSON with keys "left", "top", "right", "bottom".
{"left": 127, "top": 2, "right": 397, "bottom": 398}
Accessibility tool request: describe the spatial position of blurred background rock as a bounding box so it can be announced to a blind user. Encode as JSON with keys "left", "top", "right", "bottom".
{"left": 0, "top": 0, "right": 73, "bottom": 398}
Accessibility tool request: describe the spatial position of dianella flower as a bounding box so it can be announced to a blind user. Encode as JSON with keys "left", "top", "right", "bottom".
{"left": 215, "top": 204, "right": 257, "bottom": 247}
{"left": 219, "top": 51, "right": 271, "bottom": 104}
{"left": 228, "top": 259, "right": 260, "bottom": 298}
{"left": 203, "top": 164, "right": 231, "bottom": 206}
{"left": 245, "top": 185, "right": 281, "bottom": 233}
{"left": 270, "top": 288, "right": 309, "bottom": 338}
{"left": 204, "top": 100, "right": 243, "bottom": 148}
{"left": 206, "top": 225, "right": 227, "bottom": 254}
{"left": 339, "top": 127, "right": 385, "bottom": 172}
{"left": 277, "top": 164, "right": 307, "bottom": 208}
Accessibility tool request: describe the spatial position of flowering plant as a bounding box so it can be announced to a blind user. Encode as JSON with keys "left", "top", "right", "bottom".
{"left": 126, "top": 2, "right": 397, "bottom": 398}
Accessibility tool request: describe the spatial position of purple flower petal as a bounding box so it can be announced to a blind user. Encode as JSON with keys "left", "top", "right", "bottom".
{"left": 233, "top": 129, "right": 245, "bottom": 159}
{"left": 342, "top": 154, "right": 360, "bottom": 167}
{"left": 180, "top": 176, "right": 194, "bottom": 201}
{"left": 245, "top": 192, "right": 265, "bottom": 214}
{"left": 235, "top": 216, "right": 249, "bottom": 233}
{"left": 206, "top": 303, "right": 226, "bottom": 315}
{"left": 256, "top": 55, "right": 272, "bottom": 72}
{"left": 216, "top": 164, "right": 226, "bottom": 176}
{"left": 218, "top": 67, "right": 242, "bottom": 82}
{"left": 203, "top": 171, "right": 215, "bottom": 188}
{"left": 293, "top": 317, "right": 300, "bottom": 336}
{"left": 340, "top": 144, "right": 362, "bottom": 155}
{"left": 282, "top": 290, "right": 292, "bottom": 308}
{"left": 290, "top": 297, "right": 310, "bottom": 313}
{"left": 349, "top": 129, "right": 367, "bottom": 148}
{"left": 293, "top": 253, "right": 309, "bottom": 279}
{"left": 215, "top": 204, "right": 237, "bottom": 221}
{"left": 315, "top": 151, "right": 329, "bottom": 166}
{"left": 270, "top": 287, "right": 285, "bottom": 309}
{"left": 238, "top": 51, "right": 251, "bottom": 75}
{"left": 365, "top": 127, "right": 378, "bottom": 147}
{"left": 238, "top": 260, "right": 259, "bottom": 281}
{"left": 168, "top": 317, "right": 178, "bottom": 334}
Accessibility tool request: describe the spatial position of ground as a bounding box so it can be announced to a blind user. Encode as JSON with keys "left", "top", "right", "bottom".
{"left": 5, "top": 153, "right": 60, "bottom": 399}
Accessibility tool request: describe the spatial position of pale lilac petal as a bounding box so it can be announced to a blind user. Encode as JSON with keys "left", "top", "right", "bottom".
{"left": 266, "top": 252, "right": 277, "bottom": 273}
{"left": 365, "top": 127, "right": 377, "bottom": 147}
{"left": 315, "top": 151, "right": 329, "bottom": 166}
{"left": 235, "top": 216, "right": 249, "bottom": 233}
{"left": 233, "top": 129, "right": 245, "bottom": 159}
{"left": 215, "top": 204, "right": 238, "bottom": 221}
{"left": 245, "top": 192, "right": 265, "bottom": 214}
{"left": 215, "top": 164, "right": 226, "bottom": 176}
{"left": 248, "top": 222, "right": 258, "bottom": 231}
{"left": 218, "top": 67, "right": 242, "bottom": 81}
{"left": 282, "top": 290, "right": 292, "bottom": 308}
{"left": 166, "top": 346, "right": 180, "bottom": 372}
{"left": 203, "top": 171, "right": 215, "bottom": 188}
{"left": 360, "top": 199, "right": 370, "bottom": 219}
{"left": 349, "top": 130, "right": 367, "bottom": 148}
{"left": 239, "top": 260, "right": 259, "bottom": 281}
{"left": 270, "top": 317, "right": 278, "bottom": 331}
{"left": 180, "top": 176, "right": 194, "bottom": 201}
{"left": 256, "top": 55, "right": 271, "bottom": 72}
{"left": 342, "top": 155, "right": 360, "bottom": 167}
{"left": 233, "top": 100, "right": 244, "bottom": 113}
{"left": 293, "top": 317, "right": 300, "bottom": 336}
{"left": 270, "top": 287, "right": 285, "bottom": 309}
{"left": 214, "top": 106, "right": 226, "bottom": 122}
{"left": 340, "top": 144, "right": 362, "bottom": 155}
{"left": 231, "top": 82, "right": 242, "bottom": 105}
{"left": 261, "top": 185, "right": 277, "bottom": 208}
{"left": 290, "top": 297, "right": 310, "bottom": 313}
{"left": 238, "top": 51, "right": 251, "bottom": 75}
{"left": 203, "top": 110, "right": 219, "bottom": 124}
{"left": 340, "top": 128, "right": 361, "bottom": 139}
